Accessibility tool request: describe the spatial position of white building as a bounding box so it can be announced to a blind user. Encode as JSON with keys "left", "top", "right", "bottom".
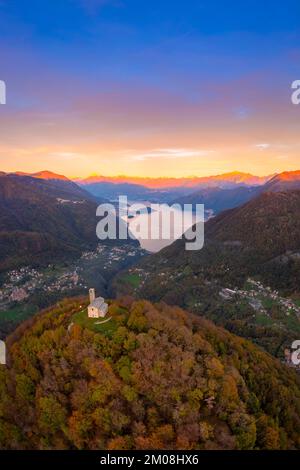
{"left": 88, "top": 288, "right": 108, "bottom": 318}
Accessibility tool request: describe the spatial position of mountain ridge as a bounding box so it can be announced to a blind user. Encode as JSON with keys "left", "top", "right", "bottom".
{"left": 0, "top": 173, "right": 136, "bottom": 272}
{"left": 77, "top": 171, "right": 272, "bottom": 190}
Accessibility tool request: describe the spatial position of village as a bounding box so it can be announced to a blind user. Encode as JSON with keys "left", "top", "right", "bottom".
{"left": 0, "top": 244, "right": 145, "bottom": 309}
{"left": 219, "top": 278, "right": 300, "bottom": 319}
{"left": 126, "top": 263, "right": 300, "bottom": 323}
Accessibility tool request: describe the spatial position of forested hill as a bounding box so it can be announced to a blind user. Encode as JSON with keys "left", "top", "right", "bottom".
{"left": 0, "top": 173, "right": 136, "bottom": 271}
{"left": 1, "top": 297, "right": 300, "bottom": 450}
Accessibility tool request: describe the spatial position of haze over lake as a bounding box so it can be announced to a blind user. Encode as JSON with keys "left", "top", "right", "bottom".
{"left": 121, "top": 203, "right": 204, "bottom": 252}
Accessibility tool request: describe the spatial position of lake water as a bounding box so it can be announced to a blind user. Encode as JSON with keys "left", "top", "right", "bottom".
{"left": 121, "top": 203, "right": 204, "bottom": 253}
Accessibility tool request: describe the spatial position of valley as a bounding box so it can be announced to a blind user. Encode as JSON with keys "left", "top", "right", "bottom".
{"left": 0, "top": 243, "right": 146, "bottom": 337}
{"left": 114, "top": 184, "right": 300, "bottom": 361}
{"left": 1, "top": 168, "right": 300, "bottom": 451}
{"left": 2, "top": 169, "right": 300, "bottom": 361}
{"left": 116, "top": 263, "right": 300, "bottom": 362}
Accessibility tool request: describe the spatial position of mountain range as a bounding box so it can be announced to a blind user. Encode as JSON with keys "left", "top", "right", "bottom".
{"left": 77, "top": 171, "right": 271, "bottom": 189}
{"left": 1, "top": 168, "right": 299, "bottom": 273}
{"left": 76, "top": 171, "right": 273, "bottom": 204}
{"left": 76, "top": 171, "right": 300, "bottom": 215}
{"left": 172, "top": 171, "right": 300, "bottom": 214}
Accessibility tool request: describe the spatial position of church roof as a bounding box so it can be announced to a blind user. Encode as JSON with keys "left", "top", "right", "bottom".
{"left": 89, "top": 296, "right": 106, "bottom": 309}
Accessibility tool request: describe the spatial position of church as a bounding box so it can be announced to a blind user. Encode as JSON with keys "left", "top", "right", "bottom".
{"left": 88, "top": 288, "right": 108, "bottom": 318}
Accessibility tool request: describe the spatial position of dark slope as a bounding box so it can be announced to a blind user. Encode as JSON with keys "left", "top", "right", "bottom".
{"left": 172, "top": 186, "right": 258, "bottom": 214}
{"left": 12, "top": 171, "right": 99, "bottom": 202}
{"left": 262, "top": 171, "right": 300, "bottom": 193}
{"left": 0, "top": 174, "right": 136, "bottom": 271}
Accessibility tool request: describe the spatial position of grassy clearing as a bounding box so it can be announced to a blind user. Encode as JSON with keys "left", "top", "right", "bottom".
{"left": 261, "top": 297, "right": 277, "bottom": 309}
{"left": 284, "top": 313, "right": 300, "bottom": 333}
{"left": 255, "top": 313, "right": 274, "bottom": 327}
{"left": 0, "top": 303, "right": 38, "bottom": 324}
{"left": 72, "top": 308, "right": 118, "bottom": 337}
{"left": 120, "top": 273, "right": 141, "bottom": 288}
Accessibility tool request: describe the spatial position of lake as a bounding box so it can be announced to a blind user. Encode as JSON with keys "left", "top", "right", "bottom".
{"left": 121, "top": 202, "right": 205, "bottom": 252}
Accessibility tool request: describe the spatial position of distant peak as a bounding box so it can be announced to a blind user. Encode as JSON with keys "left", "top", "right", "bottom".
{"left": 11, "top": 170, "right": 69, "bottom": 181}
{"left": 31, "top": 171, "right": 69, "bottom": 181}
{"left": 275, "top": 170, "right": 300, "bottom": 181}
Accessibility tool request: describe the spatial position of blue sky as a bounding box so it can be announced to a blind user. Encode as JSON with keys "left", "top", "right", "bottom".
{"left": 0, "top": 0, "right": 300, "bottom": 177}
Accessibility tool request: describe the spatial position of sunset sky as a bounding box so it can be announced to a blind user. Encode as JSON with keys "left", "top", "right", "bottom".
{"left": 0, "top": 0, "right": 300, "bottom": 178}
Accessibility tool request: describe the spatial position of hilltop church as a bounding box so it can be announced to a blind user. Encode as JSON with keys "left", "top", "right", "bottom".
{"left": 88, "top": 288, "right": 108, "bottom": 318}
